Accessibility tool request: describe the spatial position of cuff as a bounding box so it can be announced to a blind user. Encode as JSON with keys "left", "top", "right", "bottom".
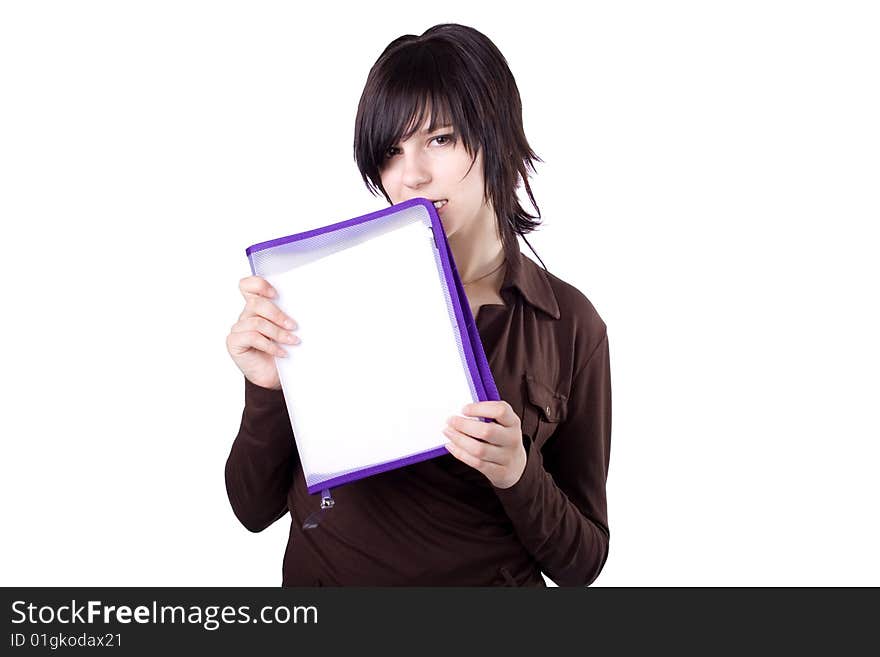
{"left": 492, "top": 435, "right": 546, "bottom": 511}
{"left": 244, "top": 376, "right": 285, "bottom": 412}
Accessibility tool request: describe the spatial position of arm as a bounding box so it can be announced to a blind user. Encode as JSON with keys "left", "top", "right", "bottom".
{"left": 224, "top": 377, "right": 301, "bottom": 532}
{"left": 493, "top": 332, "right": 612, "bottom": 586}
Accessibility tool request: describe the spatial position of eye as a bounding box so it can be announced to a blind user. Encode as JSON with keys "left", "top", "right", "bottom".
{"left": 382, "top": 134, "right": 455, "bottom": 161}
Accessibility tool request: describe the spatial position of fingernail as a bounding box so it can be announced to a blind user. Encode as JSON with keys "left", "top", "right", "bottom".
{"left": 284, "top": 319, "right": 295, "bottom": 329}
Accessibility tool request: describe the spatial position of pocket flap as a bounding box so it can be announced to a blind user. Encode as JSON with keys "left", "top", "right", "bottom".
{"left": 525, "top": 375, "right": 568, "bottom": 423}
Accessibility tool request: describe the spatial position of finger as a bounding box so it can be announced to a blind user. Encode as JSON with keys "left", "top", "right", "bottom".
{"left": 462, "top": 401, "right": 518, "bottom": 428}
{"left": 240, "top": 294, "right": 297, "bottom": 331}
{"left": 442, "top": 425, "right": 505, "bottom": 464}
{"left": 227, "top": 330, "right": 290, "bottom": 358}
{"left": 232, "top": 316, "right": 300, "bottom": 345}
{"left": 447, "top": 414, "right": 509, "bottom": 446}
{"left": 239, "top": 275, "right": 277, "bottom": 301}
{"left": 444, "top": 441, "right": 507, "bottom": 481}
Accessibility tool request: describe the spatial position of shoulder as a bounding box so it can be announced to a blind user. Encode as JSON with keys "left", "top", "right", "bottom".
{"left": 541, "top": 264, "right": 608, "bottom": 363}
{"left": 511, "top": 251, "right": 609, "bottom": 366}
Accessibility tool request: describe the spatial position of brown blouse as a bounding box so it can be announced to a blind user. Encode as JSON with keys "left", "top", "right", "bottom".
{"left": 225, "top": 249, "right": 612, "bottom": 586}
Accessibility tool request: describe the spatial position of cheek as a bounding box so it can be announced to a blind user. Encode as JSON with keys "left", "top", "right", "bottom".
{"left": 379, "top": 170, "right": 397, "bottom": 197}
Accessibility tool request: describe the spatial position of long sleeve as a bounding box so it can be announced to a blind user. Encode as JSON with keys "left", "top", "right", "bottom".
{"left": 493, "top": 331, "right": 612, "bottom": 586}
{"left": 225, "top": 376, "right": 301, "bottom": 532}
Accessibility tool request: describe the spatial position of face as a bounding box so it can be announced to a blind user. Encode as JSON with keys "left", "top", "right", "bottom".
{"left": 378, "top": 117, "right": 494, "bottom": 238}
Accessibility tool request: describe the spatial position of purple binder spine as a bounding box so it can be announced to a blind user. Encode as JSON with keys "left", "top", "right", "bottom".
{"left": 425, "top": 201, "right": 501, "bottom": 404}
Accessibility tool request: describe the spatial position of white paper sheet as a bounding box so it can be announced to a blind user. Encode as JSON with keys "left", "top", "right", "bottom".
{"left": 262, "top": 219, "right": 475, "bottom": 487}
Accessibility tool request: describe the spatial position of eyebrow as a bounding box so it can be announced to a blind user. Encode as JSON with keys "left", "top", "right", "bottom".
{"left": 416, "top": 124, "right": 453, "bottom": 135}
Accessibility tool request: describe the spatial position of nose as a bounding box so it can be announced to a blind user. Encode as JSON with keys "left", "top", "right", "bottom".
{"left": 400, "top": 151, "right": 431, "bottom": 190}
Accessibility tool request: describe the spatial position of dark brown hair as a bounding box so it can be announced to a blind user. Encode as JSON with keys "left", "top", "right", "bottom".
{"left": 353, "top": 23, "right": 547, "bottom": 274}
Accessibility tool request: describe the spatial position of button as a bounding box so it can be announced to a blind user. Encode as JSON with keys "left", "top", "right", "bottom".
{"left": 545, "top": 405, "right": 551, "bottom": 415}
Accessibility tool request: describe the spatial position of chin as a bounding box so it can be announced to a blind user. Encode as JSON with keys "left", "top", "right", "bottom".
{"left": 441, "top": 212, "right": 460, "bottom": 232}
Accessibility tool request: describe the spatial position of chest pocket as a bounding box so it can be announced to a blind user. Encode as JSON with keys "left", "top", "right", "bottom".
{"left": 521, "top": 374, "right": 568, "bottom": 451}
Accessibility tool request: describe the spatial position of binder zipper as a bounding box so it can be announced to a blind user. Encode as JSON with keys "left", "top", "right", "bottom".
{"left": 302, "top": 488, "right": 334, "bottom": 530}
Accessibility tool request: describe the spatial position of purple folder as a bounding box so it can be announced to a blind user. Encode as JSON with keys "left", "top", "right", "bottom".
{"left": 245, "top": 198, "right": 500, "bottom": 524}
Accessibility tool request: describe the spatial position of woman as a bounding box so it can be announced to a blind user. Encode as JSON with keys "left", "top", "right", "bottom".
{"left": 225, "top": 23, "right": 611, "bottom": 587}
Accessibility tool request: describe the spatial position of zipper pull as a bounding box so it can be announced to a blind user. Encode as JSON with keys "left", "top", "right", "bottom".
{"left": 302, "top": 488, "right": 334, "bottom": 530}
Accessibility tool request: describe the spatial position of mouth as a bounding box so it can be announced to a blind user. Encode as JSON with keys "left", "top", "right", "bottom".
{"left": 429, "top": 199, "right": 448, "bottom": 209}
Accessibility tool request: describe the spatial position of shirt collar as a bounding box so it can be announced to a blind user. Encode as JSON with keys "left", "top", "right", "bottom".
{"left": 500, "top": 250, "right": 561, "bottom": 319}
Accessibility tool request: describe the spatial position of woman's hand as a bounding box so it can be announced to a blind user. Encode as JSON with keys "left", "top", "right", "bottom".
{"left": 226, "top": 276, "right": 300, "bottom": 390}
{"left": 442, "top": 401, "right": 527, "bottom": 489}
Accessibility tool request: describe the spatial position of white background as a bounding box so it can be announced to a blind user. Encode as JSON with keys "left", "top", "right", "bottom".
{"left": 1, "top": 1, "right": 877, "bottom": 586}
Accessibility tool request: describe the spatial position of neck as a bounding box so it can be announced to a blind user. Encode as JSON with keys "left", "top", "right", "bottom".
{"left": 447, "top": 208, "right": 506, "bottom": 292}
